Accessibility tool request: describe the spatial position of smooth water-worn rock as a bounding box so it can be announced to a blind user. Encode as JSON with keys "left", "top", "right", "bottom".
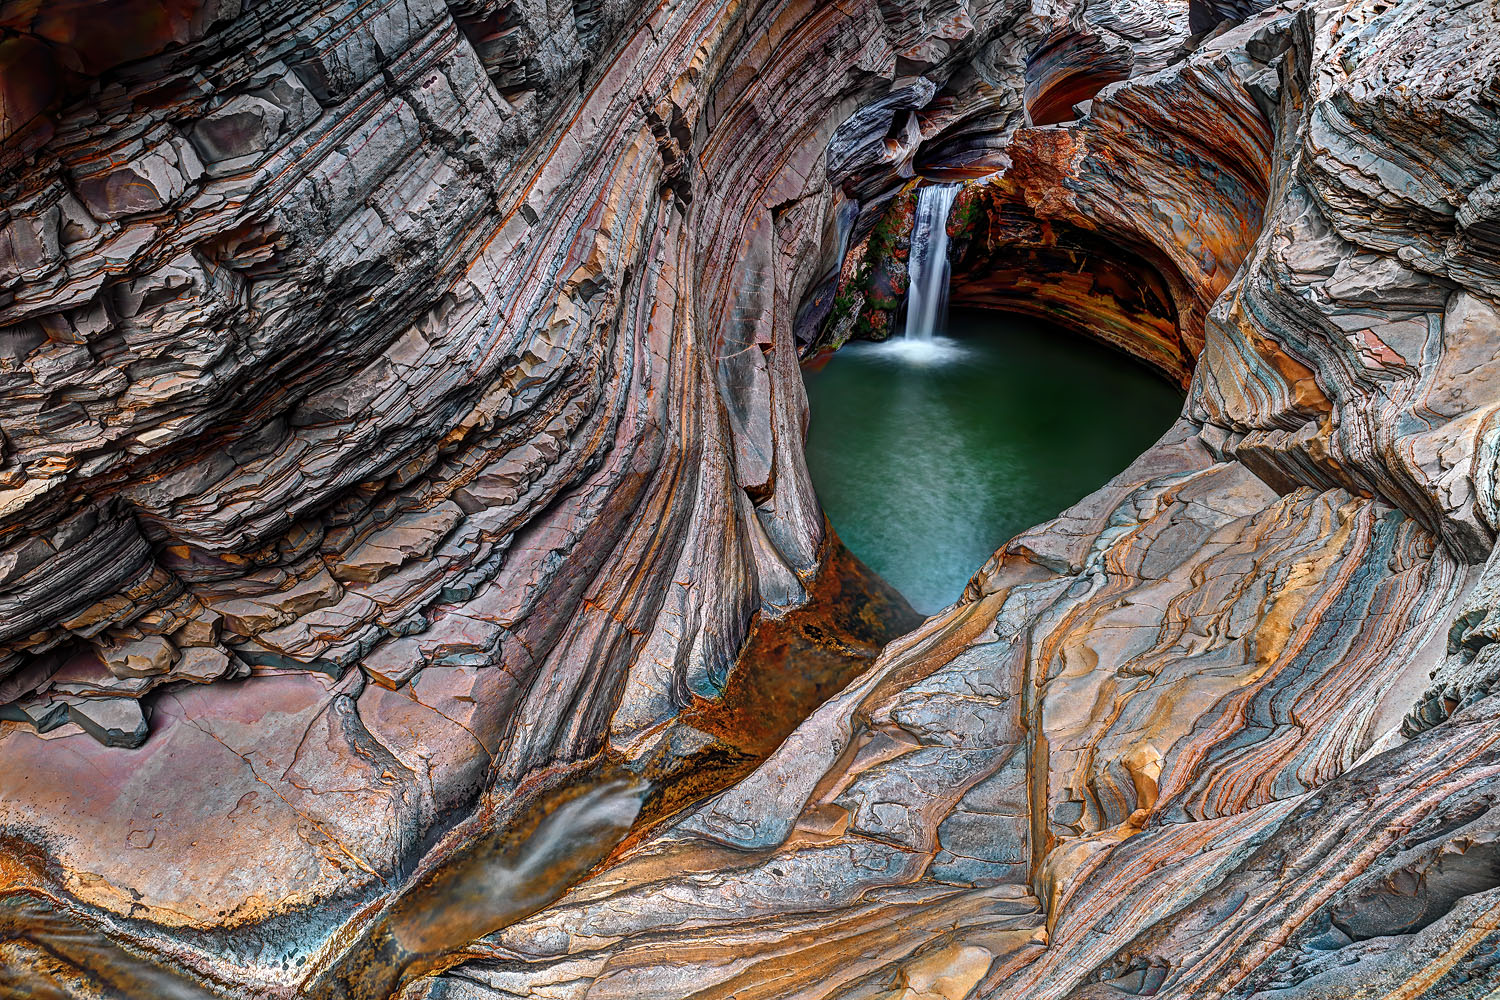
{"left": 3, "top": 0, "right": 1500, "bottom": 996}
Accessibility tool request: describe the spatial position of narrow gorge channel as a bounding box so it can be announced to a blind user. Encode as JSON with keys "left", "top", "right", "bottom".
{"left": 5, "top": 0, "right": 1500, "bottom": 998}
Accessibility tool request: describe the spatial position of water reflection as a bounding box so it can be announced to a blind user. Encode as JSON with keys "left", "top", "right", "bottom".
{"left": 0, "top": 539, "right": 917, "bottom": 1000}
{"left": 802, "top": 310, "right": 1184, "bottom": 614}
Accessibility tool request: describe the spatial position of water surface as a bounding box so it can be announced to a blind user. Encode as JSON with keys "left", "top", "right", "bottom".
{"left": 803, "top": 309, "right": 1183, "bottom": 614}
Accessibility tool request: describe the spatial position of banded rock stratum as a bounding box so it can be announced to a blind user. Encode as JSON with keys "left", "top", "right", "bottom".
{"left": 2, "top": 0, "right": 1500, "bottom": 996}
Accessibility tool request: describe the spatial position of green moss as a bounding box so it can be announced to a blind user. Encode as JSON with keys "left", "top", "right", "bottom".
{"left": 815, "top": 188, "right": 923, "bottom": 348}
{"left": 952, "top": 187, "right": 984, "bottom": 236}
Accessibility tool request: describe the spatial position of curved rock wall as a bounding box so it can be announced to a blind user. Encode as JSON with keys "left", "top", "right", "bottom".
{"left": 414, "top": 4, "right": 1500, "bottom": 1000}
{"left": 0, "top": 0, "right": 1062, "bottom": 988}
{"left": 4, "top": 0, "right": 1500, "bottom": 997}
{"left": 945, "top": 36, "right": 1273, "bottom": 385}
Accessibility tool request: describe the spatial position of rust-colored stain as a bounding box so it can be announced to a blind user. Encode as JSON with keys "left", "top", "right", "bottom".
{"left": 633, "top": 526, "right": 922, "bottom": 829}
{"left": 274, "top": 529, "right": 914, "bottom": 1000}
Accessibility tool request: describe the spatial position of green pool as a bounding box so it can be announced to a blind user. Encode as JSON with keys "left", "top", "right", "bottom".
{"left": 802, "top": 309, "right": 1184, "bottom": 615}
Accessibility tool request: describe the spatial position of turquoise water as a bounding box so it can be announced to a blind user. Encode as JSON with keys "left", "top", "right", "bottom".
{"left": 802, "top": 309, "right": 1184, "bottom": 615}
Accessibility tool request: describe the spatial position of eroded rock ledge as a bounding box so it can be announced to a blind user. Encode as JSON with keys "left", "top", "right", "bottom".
{"left": 4, "top": 0, "right": 1500, "bottom": 997}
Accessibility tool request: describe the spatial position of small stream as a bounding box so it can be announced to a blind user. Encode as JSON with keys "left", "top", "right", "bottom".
{"left": 802, "top": 309, "right": 1184, "bottom": 614}
{"left": 3, "top": 188, "right": 1179, "bottom": 1000}
{"left": 0, "top": 536, "right": 916, "bottom": 1000}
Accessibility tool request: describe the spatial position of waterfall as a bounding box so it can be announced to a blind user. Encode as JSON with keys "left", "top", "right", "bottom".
{"left": 904, "top": 183, "right": 960, "bottom": 341}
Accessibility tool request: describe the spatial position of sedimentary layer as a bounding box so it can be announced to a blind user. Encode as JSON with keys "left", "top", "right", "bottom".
{"left": 415, "top": 3, "right": 1500, "bottom": 999}
{"left": 3, "top": 0, "right": 1500, "bottom": 996}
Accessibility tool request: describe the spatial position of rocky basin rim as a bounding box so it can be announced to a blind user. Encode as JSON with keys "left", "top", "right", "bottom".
{"left": 2, "top": 0, "right": 1500, "bottom": 997}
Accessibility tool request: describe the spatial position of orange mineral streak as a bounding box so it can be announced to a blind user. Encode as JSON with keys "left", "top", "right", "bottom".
{"left": 0, "top": 841, "right": 41, "bottom": 895}
{"left": 915, "top": 65, "right": 1273, "bottom": 389}
{"left": 1375, "top": 895, "right": 1500, "bottom": 1000}
{"left": 294, "top": 534, "right": 915, "bottom": 1000}
{"left": 635, "top": 528, "right": 921, "bottom": 830}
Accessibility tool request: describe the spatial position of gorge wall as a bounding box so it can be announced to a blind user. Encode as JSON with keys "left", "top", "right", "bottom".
{"left": 4, "top": 0, "right": 1500, "bottom": 997}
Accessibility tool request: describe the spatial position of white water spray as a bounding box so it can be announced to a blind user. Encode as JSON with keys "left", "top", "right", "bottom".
{"left": 904, "top": 183, "right": 961, "bottom": 342}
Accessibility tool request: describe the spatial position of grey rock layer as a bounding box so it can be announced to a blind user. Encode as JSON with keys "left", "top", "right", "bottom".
{"left": 3, "top": 0, "right": 1500, "bottom": 997}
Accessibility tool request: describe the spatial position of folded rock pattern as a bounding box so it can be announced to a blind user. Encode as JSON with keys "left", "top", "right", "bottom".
{"left": 4, "top": 0, "right": 1500, "bottom": 997}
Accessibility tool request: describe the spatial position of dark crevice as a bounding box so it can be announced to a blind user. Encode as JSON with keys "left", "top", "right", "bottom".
{"left": 1024, "top": 30, "right": 1131, "bottom": 126}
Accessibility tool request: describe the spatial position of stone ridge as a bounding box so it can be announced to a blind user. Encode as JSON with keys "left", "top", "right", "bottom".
{"left": 421, "top": 3, "right": 1500, "bottom": 999}
{"left": 2, "top": 0, "right": 1500, "bottom": 997}
{"left": 0, "top": 0, "right": 1081, "bottom": 983}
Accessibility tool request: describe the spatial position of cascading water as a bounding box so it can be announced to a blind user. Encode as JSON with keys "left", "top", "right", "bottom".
{"left": 903, "top": 183, "right": 961, "bottom": 341}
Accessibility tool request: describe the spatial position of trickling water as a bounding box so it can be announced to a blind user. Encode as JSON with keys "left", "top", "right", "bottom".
{"left": 0, "top": 533, "right": 922, "bottom": 1000}
{"left": 903, "top": 183, "right": 961, "bottom": 342}
{"left": 307, "top": 774, "right": 648, "bottom": 998}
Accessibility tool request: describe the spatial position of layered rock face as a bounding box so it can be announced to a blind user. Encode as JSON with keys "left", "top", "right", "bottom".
{"left": 0, "top": 0, "right": 917, "bottom": 982}
{"left": 5, "top": 0, "right": 1500, "bottom": 999}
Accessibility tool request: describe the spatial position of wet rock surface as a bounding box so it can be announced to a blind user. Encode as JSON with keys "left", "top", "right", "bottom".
{"left": 3, "top": 0, "right": 1500, "bottom": 996}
